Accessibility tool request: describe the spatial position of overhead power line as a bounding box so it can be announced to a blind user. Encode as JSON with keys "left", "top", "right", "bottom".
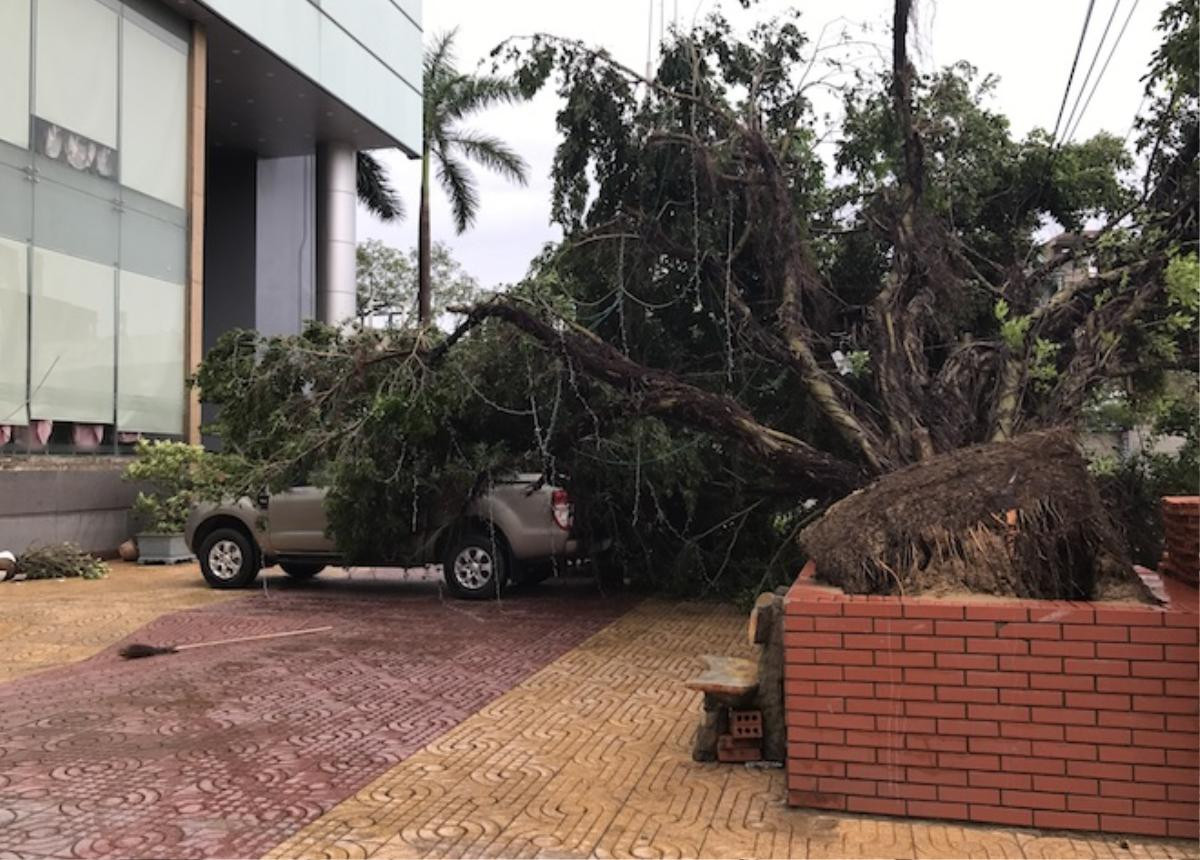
{"left": 1123, "top": 92, "right": 1149, "bottom": 146}
{"left": 1051, "top": 0, "right": 1098, "bottom": 144}
{"left": 1065, "top": 0, "right": 1142, "bottom": 143}
{"left": 1060, "top": 0, "right": 1124, "bottom": 143}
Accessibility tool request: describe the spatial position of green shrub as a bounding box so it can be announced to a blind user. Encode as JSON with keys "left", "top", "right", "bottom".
{"left": 1091, "top": 387, "right": 1199, "bottom": 567}
{"left": 123, "top": 440, "right": 240, "bottom": 534}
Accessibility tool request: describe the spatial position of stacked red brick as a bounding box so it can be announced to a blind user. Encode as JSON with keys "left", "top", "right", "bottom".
{"left": 1160, "top": 496, "right": 1199, "bottom": 586}
{"left": 785, "top": 563, "right": 1200, "bottom": 838}
{"left": 718, "top": 709, "right": 764, "bottom": 762}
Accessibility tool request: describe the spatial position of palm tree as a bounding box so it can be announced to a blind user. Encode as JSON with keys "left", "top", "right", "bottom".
{"left": 417, "top": 29, "right": 528, "bottom": 323}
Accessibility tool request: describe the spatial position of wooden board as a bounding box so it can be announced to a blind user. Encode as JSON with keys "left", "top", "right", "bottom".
{"left": 685, "top": 655, "right": 759, "bottom": 697}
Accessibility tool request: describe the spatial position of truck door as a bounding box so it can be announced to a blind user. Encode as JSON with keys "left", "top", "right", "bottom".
{"left": 268, "top": 487, "right": 336, "bottom": 554}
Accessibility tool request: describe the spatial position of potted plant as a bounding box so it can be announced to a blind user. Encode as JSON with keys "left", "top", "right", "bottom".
{"left": 123, "top": 440, "right": 229, "bottom": 564}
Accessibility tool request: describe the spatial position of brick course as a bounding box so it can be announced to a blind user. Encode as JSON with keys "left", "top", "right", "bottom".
{"left": 785, "top": 562, "right": 1200, "bottom": 838}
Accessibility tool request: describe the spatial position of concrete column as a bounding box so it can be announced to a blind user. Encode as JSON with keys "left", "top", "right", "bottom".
{"left": 315, "top": 141, "right": 357, "bottom": 325}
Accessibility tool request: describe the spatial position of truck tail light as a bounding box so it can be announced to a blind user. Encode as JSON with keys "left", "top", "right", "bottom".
{"left": 551, "top": 489, "right": 573, "bottom": 531}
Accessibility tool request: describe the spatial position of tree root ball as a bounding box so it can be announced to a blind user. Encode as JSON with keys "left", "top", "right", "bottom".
{"left": 799, "top": 430, "right": 1152, "bottom": 602}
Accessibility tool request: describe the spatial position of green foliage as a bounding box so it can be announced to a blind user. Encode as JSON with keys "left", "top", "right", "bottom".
{"left": 1089, "top": 379, "right": 1199, "bottom": 565}
{"left": 357, "top": 239, "right": 485, "bottom": 326}
{"left": 123, "top": 441, "right": 241, "bottom": 534}
{"left": 845, "top": 350, "right": 871, "bottom": 379}
{"left": 1165, "top": 253, "right": 1200, "bottom": 311}
{"left": 994, "top": 299, "right": 1032, "bottom": 350}
{"left": 1028, "top": 339, "right": 1061, "bottom": 393}
{"left": 194, "top": 6, "right": 1197, "bottom": 600}
{"left": 15, "top": 544, "right": 107, "bottom": 580}
{"left": 836, "top": 62, "right": 1132, "bottom": 250}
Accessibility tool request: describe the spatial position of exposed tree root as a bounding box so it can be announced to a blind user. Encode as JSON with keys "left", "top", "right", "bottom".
{"left": 799, "top": 430, "right": 1153, "bottom": 602}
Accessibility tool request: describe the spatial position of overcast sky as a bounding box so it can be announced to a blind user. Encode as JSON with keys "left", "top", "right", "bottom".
{"left": 359, "top": 0, "right": 1166, "bottom": 289}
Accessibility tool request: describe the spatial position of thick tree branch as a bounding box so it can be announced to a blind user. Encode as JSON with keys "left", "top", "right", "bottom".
{"left": 868, "top": 0, "right": 936, "bottom": 462}
{"left": 617, "top": 206, "right": 892, "bottom": 472}
{"left": 446, "top": 299, "right": 868, "bottom": 492}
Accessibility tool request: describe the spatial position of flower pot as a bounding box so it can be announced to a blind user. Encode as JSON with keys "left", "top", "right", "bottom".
{"left": 118, "top": 539, "right": 139, "bottom": 562}
{"left": 135, "top": 533, "right": 193, "bottom": 564}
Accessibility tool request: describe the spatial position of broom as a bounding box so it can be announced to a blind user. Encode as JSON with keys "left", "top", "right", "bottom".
{"left": 118, "top": 625, "right": 333, "bottom": 660}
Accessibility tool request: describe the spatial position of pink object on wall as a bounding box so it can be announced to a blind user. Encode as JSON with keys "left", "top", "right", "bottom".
{"left": 72, "top": 423, "right": 105, "bottom": 450}
{"left": 0, "top": 425, "right": 10, "bottom": 446}
{"left": 16, "top": 420, "right": 53, "bottom": 448}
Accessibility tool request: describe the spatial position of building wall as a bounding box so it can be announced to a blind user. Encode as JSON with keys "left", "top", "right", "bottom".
{"left": 202, "top": 153, "right": 317, "bottom": 348}
{"left": 255, "top": 155, "right": 316, "bottom": 336}
{"left": 196, "top": 0, "right": 422, "bottom": 154}
{"left": 202, "top": 151, "right": 257, "bottom": 355}
{"left": 0, "top": 0, "right": 191, "bottom": 451}
{"left": 0, "top": 463, "right": 138, "bottom": 555}
{"left": 783, "top": 563, "right": 1200, "bottom": 839}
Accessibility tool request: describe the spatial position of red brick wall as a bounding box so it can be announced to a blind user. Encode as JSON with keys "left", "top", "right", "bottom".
{"left": 784, "top": 562, "right": 1200, "bottom": 839}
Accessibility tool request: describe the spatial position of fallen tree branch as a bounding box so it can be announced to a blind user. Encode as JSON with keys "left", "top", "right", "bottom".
{"left": 446, "top": 299, "right": 868, "bottom": 492}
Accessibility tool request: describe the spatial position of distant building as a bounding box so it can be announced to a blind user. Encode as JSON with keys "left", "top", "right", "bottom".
{"left": 1038, "top": 229, "right": 1099, "bottom": 306}
{"left": 0, "top": 0, "right": 422, "bottom": 552}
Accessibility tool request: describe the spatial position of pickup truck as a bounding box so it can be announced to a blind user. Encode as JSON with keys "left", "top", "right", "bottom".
{"left": 184, "top": 474, "right": 587, "bottom": 599}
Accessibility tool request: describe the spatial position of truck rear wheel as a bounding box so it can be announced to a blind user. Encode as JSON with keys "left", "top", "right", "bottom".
{"left": 280, "top": 562, "right": 324, "bottom": 580}
{"left": 443, "top": 531, "right": 507, "bottom": 600}
{"left": 199, "top": 528, "right": 260, "bottom": 589}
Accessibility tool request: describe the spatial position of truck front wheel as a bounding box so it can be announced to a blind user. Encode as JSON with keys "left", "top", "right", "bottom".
{"left": 199, "top": 528, "right": 260, "bottom": 589}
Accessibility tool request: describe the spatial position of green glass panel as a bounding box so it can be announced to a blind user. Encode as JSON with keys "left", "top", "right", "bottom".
{"left": 117, "top": 269, "right": 183, "bottom": 434}
{"left": 0, "top": 237, "right": 28, "bottom": 426}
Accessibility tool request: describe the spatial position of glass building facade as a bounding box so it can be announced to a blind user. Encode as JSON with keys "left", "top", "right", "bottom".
{"left": 0, "top": 0, "right": 189, "bottom": 452}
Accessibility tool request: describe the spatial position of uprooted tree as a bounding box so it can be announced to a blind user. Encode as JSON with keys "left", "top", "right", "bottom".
{"left": 196, "top": 0, "right": 1198, "bottom": 600}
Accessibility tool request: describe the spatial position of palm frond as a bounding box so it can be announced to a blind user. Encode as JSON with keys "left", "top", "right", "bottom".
{"left": 442, "top": 75, "right": 525, "bottom": 122}
{"left": 447, "top": 131, "right": 529, "bottom": 186}
{"left": 435, "top": 152, "right": 480, "bottom": 233}
{"left": 356, "top": 152, "right": 404, "bottom": 222}
{"left": 423, "top": 29, "right": 459, "bottom": 81}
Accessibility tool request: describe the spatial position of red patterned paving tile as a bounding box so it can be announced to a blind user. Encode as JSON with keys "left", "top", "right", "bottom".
{"left": 0, "top": 571, "right": 635, "bottom": 859}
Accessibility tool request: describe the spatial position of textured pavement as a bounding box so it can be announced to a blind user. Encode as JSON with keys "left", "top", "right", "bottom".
{"left": 0, "top": 565, "right": 633, "bottom": 858}
{"left": 0, "top": 561, "right": 236, "bottom": 683}
{"left": 272, "top": 601, "right": 1200, "bottom": 860}
{"left": 0, "top": 564, "right": 1196, "bottom": 859}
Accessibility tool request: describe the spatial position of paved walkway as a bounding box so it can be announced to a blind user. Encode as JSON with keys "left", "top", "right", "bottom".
{"left": 272, "top": 601, "right": 1198, "bottom": 860}
{"left": 0, "top": 565, "right": 632, "bottom": 858}
{"left": 0, "top": 564, "right": 1195, "bottom": 859}
{"left": 0, "top": 561, "right": 235, "bottom": 683}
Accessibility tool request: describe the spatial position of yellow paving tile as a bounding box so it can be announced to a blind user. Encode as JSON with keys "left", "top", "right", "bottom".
{"left": 267, "top": 599, "right": 1200, "bottom": 859}
{"left": 0, "top": 560, "right": 236, "bottom": 682}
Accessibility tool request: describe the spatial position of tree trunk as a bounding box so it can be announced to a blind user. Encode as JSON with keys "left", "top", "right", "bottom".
{"left": 417, "top": 148, "right": 433, "bottom": 326}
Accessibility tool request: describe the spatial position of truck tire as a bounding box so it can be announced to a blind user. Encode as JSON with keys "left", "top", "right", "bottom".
{"left": 198, "top": 527, "right": 260, "bottom": 589}
{"left": 443, "top": 530, "right": 507, "bottom": 600}
{"left": 280, "top": 562, "right": 324, "bottom": 580}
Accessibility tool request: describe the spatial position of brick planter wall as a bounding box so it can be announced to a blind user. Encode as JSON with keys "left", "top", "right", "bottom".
{"left": 784, "top": 562, "right": 1200, "bottom": 839}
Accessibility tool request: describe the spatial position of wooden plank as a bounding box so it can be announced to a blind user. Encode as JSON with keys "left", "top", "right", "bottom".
{"left": 184, "top": 23, "right": 207, "bottom": 445}
{"left": 685, "top": 655, "right": 759, "bottom": 696}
